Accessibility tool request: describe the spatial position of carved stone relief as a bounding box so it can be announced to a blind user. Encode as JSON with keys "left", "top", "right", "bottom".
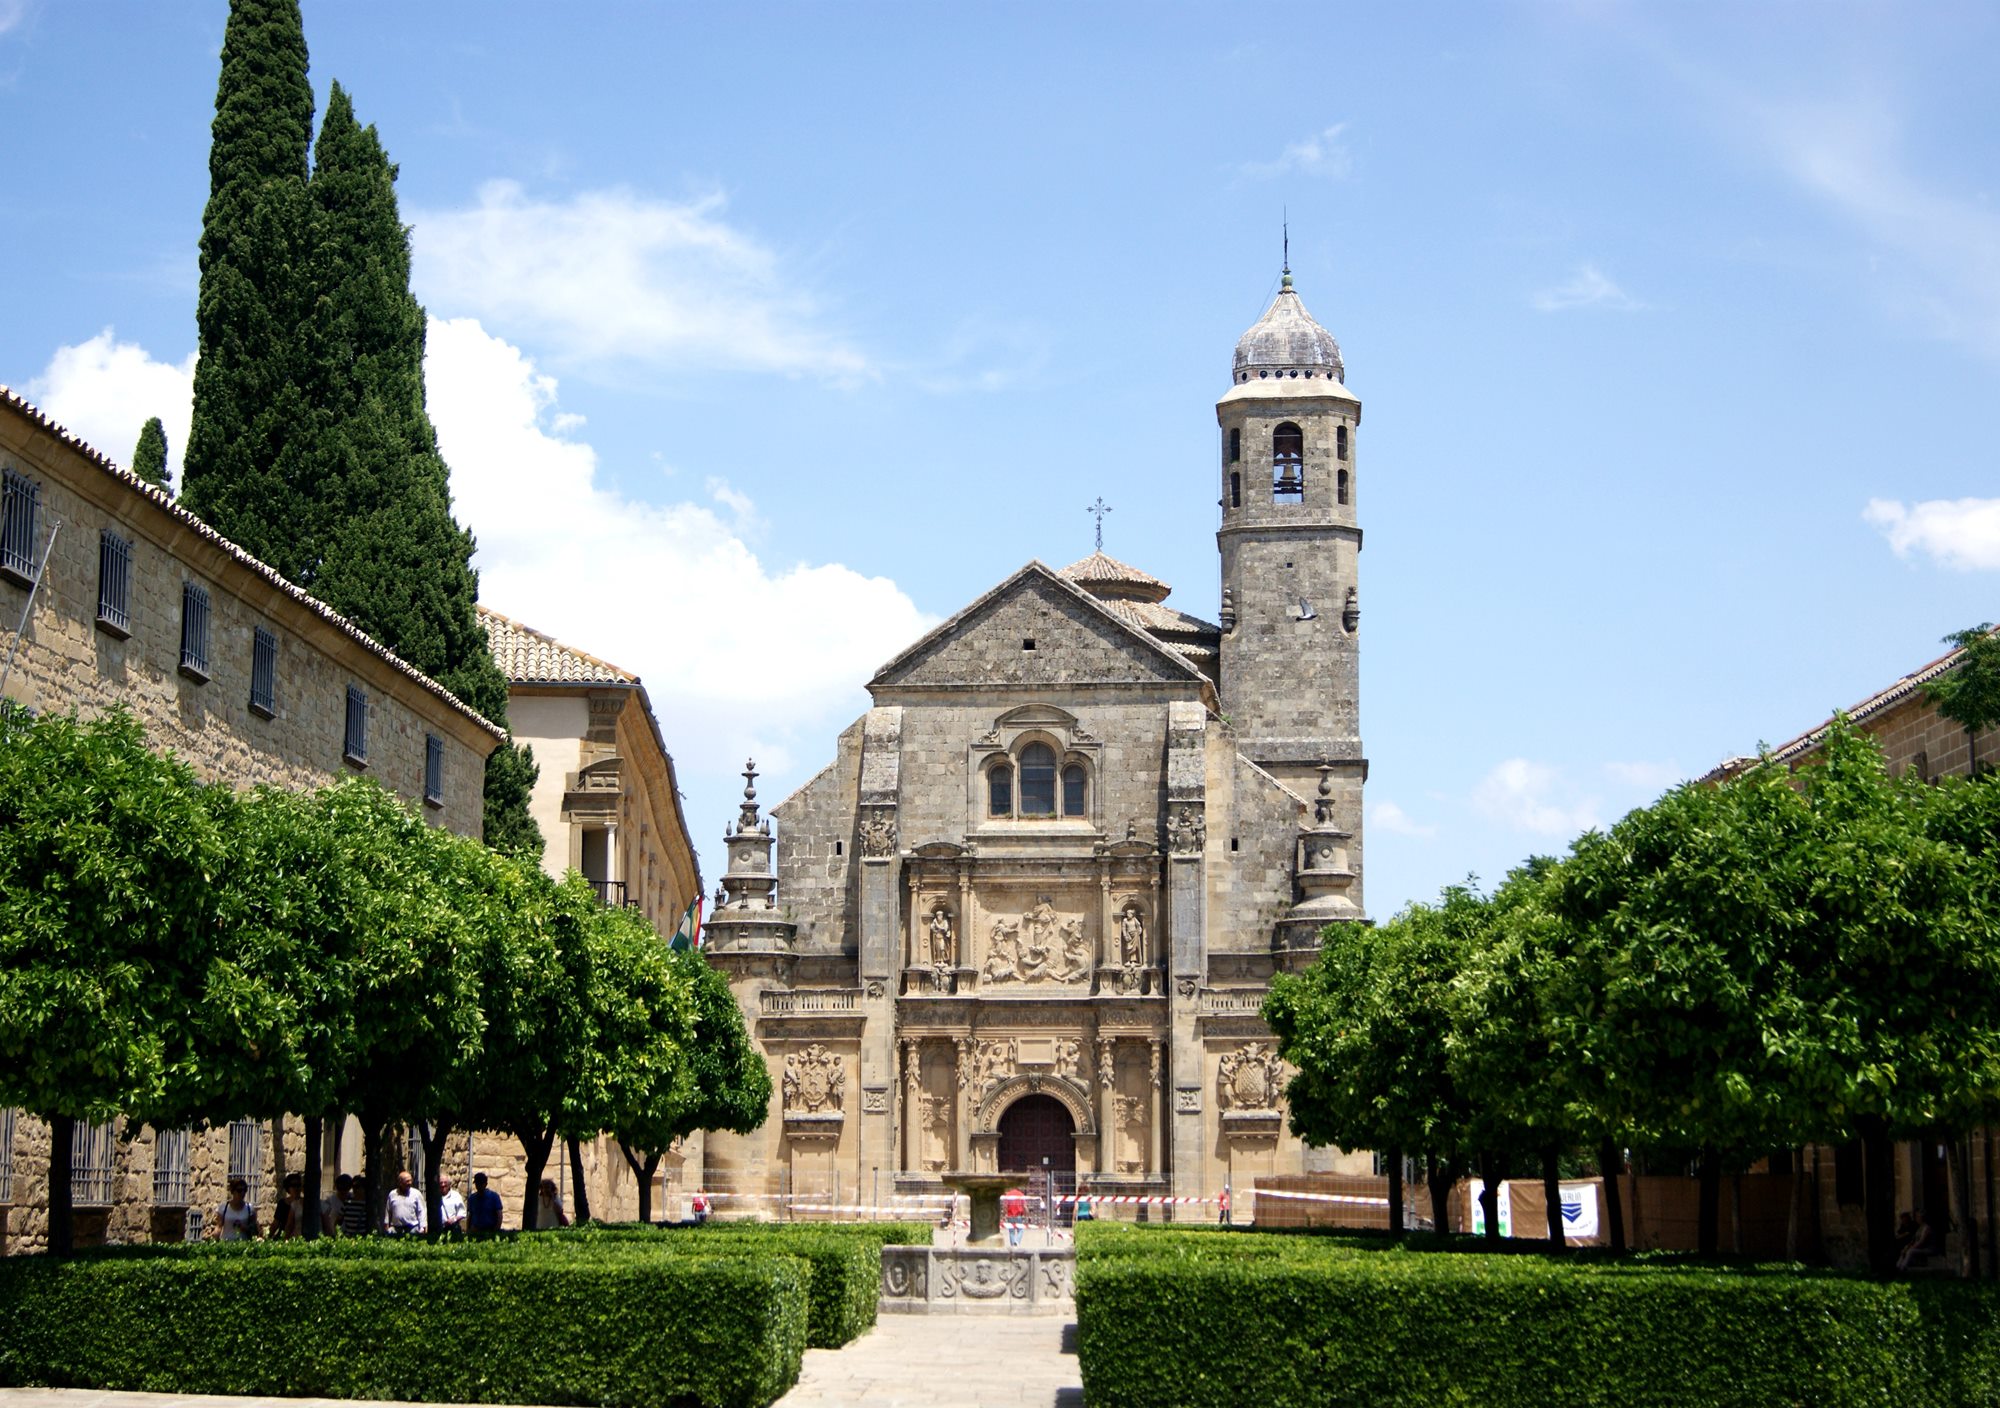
{"left": 969, "top": 1038, "right": 1016, "bottom": 1101}
{"left": 859, "top": 808, "right": 898, "bottom": 857}
{"left": 1168, "top": 806, "right": 1206, "bottom": 855}
{"left": 784, "top": 1043, "right": 845, "bottom": 1115}
{"left": 1055, "top": 1038, "right": 1082, "bottom": 1082}
{"left": 1217, "top": 1043, "right": 1283, "bottom": 1112}
{"left": 981, "top": 898, "right": 1090, "bottom": 985}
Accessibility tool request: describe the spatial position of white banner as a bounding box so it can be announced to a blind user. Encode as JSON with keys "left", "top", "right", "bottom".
{"left": 1467, "top": 1179, "right": 1512, "bottom": 1237}
{"left": 1556, "top": 1182, "right": 1599, "bottom": 1240}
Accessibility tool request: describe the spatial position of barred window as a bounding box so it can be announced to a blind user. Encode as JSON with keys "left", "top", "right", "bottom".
{"left": 0, "top": 1108, "right": 15, "bottom": 1204}
{"left": 343, "top": 685, "right": 368, "bottom": 766}
{"left": 96, "top": 531, "right": 132, "bottom": 636}
{"left": 179, "top": 581, "right": 211, "bottom": 681}
{"left": 153, "top": 1127, "right": 192, "bottom": 1207}
{"left": 227, "top": 1119, "right": 263, "bottom": 1207}
{"left": 250, "top": 627, "right": 278, "bottom": 718}
{"left": 72, "top": 1119, "right": 117, "bottom": 1207}
{"left": 1, "top": 467, "right": 40, "bottom": 585}
{"left": 424, "top": 733, "right": 444, "bottom": 807}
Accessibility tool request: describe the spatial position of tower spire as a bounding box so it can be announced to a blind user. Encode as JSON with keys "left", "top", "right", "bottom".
{"left": 1282, "top": 211, "right": 1292, "bottom": 290}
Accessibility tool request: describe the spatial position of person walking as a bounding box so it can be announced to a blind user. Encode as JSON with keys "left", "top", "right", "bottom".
{"left": 536, "top": 1178, "right": 569, "bottom": 1229}
{"left": 273, "top": 1172, "right": 308, "bottom": 1237}
{"left": 384, "top": 1170, "right": 426, "bottom": 1237}
{"left": 216, "top": 1176, "right": 258, "bottom": 1241}
{"left": 466, "top": 1172, "right": 504, "bottom": 1238}
{"left": 437, "top": 1173, "right": 467, "bottom": 1237}
{"left": 333, "top": 1174, "right": 372, "bottom": 1237}
{"left": 1219, "top": 1184, "right": 1232, "bottom": 1226}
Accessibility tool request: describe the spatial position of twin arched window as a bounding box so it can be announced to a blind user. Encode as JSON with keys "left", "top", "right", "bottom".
{"left": 988, "top": 742, "right": 1088, "bottom": 819}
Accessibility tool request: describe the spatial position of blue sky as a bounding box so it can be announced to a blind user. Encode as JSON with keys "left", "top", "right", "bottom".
{"left": 3, "top": 2, "right": 1995, "bottom": 914}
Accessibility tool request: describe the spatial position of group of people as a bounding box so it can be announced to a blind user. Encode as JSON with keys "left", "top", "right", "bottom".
{"left": 210, "top": 1169, "right": 556, "bottom": 1240}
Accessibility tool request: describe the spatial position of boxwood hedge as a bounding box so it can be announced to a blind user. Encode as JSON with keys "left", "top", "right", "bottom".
{"left": 0, "top": 1242, "right": 807, "bottom": 1408}
{"left": 1075, "top": 1226, "right": 2000, "bottom": 1408}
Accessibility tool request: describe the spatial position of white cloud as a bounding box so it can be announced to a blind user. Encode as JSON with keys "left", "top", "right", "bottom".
{"left": 1241, "top": 124, "right": 1353, "bottom": 181}
{"left": 411, "top": 182, "right": 870, "bottom": 382}
{"left": 1531, "top": 264, "right": 1645, "bottom": 313}
{"left": 1471, "top": 759, "right": 1601, "bottom": 839}
{"left": 424, "top": 316, "right": 933, "bottom": 859}
{"left": 1369, "top": 800, "right": 1437, "bottom": 839}
{"left": 1602, "top": 760, "right": 1682, "bottom": 792}
{"left": 23, "top": 329, "right": 195, "bottom": 486}
{"left": 1865, "top": 497, "right": 2000, "bottom": 571}
{"left": 0, "top": 1, "right": 31, "bottom": 37}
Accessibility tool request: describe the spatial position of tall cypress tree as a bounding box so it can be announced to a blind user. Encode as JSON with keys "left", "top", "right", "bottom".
{"left": 180, "top": 0, "right": 317, "bottom": 581}
{"left": 300, "top": 85, "right": 541, "bottom": 856}
{"left": 131, "top": 417, "right": 170, "bottom": 491}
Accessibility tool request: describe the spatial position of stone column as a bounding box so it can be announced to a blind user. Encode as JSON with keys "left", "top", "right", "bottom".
{"left": 1149, "top": 1038, "right": 1165, "bottom": 1178}
{"left": 857, "top": 708, "right": 903, "bottom": 1199}
{"left": 1096, "top": 1037, "right": 1117, "bottom": 1170}
{"left": 901, "top": 1039, "right": 921, "bottom": 1172}
{"left": 955, "top": 1038, "right": 974, "bottom": 1170}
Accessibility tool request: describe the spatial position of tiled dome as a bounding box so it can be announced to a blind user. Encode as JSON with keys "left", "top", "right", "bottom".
{"left": 1232, "top": 273, "right": 1344, "bottom": 383}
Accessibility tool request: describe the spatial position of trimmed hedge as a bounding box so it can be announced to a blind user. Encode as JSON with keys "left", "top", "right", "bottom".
{"left": 0, "top": 1244, "right": 807, "bottom": 1408}
{"left": 1075, "top": 1228, "right": 2000, "bottom": 1408}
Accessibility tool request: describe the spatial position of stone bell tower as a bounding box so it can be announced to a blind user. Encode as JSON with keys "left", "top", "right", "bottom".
{"left": 1217, "top": 263, "right": 1366, "bottom": 918}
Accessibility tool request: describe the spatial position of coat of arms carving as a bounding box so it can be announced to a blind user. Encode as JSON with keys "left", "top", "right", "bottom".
{"left": 1216, "top": 1042, "right": 1282, "bottom": 1112}
{"left": 784, "top": 1043, "right": 846, "bottom": 1114}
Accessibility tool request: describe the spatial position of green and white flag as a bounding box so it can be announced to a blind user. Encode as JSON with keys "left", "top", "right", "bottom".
{"left": 669, "top": 895, "right": 702, "bottom": 951}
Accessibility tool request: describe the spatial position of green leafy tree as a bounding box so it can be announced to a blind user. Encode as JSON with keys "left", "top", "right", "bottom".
{"left": 0, "top": 710, "right": 229, "bottom": 1255}
{"left": 617, "top": 950, "right": 772, "bottom": 1223}
{"left": 1924, "top": 624, "right": 2000, "bottom": 776}
{"left": 179, "top": 0, "right": 316, "bottom": 580}
{"left": 131, "top": 417, "right": 170, "bottom": 491}
{"left": 481, "top": 735, "right": 543, "bottom": 860}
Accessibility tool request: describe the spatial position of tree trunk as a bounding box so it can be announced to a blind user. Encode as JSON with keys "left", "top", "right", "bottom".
{"left": 1599, "top": 1139, "right": 1627, "bottom": 1255}
{"left": 419, "top": 1118, "right": 452, "bottom": 1236}
{"left": 1480, "top": 1150, "right": 1502, "bottom": 1243}
{"left": 1630, "top": 1153, "right": 1647, "bottom": 1252}
{"left": 1786, "top": 1147, "right": 1804, "bottom": 1262}
{"left": 1386, "top": 1147, "right": 1405, "bottom": 1241}
{"left": 361, "top": 1115, "right": 394, "bottom": 1234}
{"left": 1730, "top": 1171, "right": 1744, "bottom": 1255}
{"left": 1697, "top": 1146, "right": 1721, "bottom": 1257}
{"left": 516, "top": 1124, "right": 556, "bottom": 1231}
{"left": 47, "top": 1113, "right": 75, "bottom": 1258}
{"left": 617, "top": 1140, "right": 666, "bottom": 1224}
{"left": 1542, "top": 1144, "right": 1565, "bottom": 1248}
{"left": 1986, "top": 1127, "right": 1997, "bottom": 1280}
{"left": 1859, "top": 1116, "right": 1899, "bottom": 1278}
{"left": 567, "top": 1135, "right": 591, "bottom": 1224}
{"left": 302, "top": 1115, "right": 323, "bottom": 1240}
{"left": 1425, "top": 1153, "right": 1454, "bottom": 1236}
{"left": 1952, "top": 1137, "right": 1979, "bottom": 1279}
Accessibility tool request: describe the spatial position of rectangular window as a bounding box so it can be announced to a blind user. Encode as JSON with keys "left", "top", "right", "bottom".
{"left": 0, "top": 1108, "right": 15, "bottom": 1204}
{"left": 227, "top": 1118, "right": 263, "bottom": 1207}
{"left": 96, "top": 530, "right": 132, "bottom": 636}
{"left": 343, "top": 684, "right": 368, "bottom": 766}
{"left": 0, "top": 467, "right": 40, "bottom": 586}
{"left": 71, "top": 1119, "right": 117, "bottom": 1208}
{"left": 424, "top": 733, "right": 444, "bottom": 807}
{"left": 178, "top": 581, "right": 211, "bottom": 681}
{"left": 250, "top": 627, "right": 278, "bottom": 718}
{"left": 153, "top": 1127, "right": 192, "bottom": 1207}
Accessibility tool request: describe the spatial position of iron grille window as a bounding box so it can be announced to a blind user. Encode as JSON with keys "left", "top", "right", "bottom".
{"left": 0, "top": 467, "right": 40, "bottom": 584}
{"left": 227, "top": 1119, "right": 263, "bottom": 1207}
{"left": 153, "top": 1127, "right": 192, "bottom": 1207}
{"left": 424, "top": 733, "right": 444, "bottom": 807}
{"left": 0, "top": 1108, "right": 15, "bottom": 1204}
{"left": 179, "top": 581, "right": 211, "bottom": 681}
{"left": 72, "top": 1119, "right": 117, "bottom": 1207}
{"left": 250, "top": 627, "right": 278, "bottom": 717}
{"left": 343, "top": 685, "right": 368, "bottom": 766}
{"left": 95, "top": 530, "right": 133, "bottom": 636}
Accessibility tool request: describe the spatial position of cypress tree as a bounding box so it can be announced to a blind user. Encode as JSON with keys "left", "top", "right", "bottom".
{"left": 180, "top": 0, "right": 317, "bottom": 581}
{"left": 131, "top": 417, "right": 170, "bottom": 491}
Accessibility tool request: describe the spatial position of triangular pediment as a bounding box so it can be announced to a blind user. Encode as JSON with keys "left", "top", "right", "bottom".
{"left": 869, "top": 562, "right": 1209, "bottom": 694}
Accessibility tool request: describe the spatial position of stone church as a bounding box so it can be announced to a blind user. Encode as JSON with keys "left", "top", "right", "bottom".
{"left": 703, "top": 269, "right": 1368, "bottom": 1206}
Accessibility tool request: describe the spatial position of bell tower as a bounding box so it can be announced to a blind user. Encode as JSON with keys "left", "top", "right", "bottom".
{"left": 1216, "top": 263, "right": 1366, "bottom": 915}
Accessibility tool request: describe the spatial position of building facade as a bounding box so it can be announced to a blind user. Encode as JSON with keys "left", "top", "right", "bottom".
{"left": 0, "top": 386, "right": 505, "bottom": 1251}
{"left": 481, "top": 606, "right": 703, "bottom": 1219}
{"left": 702, "top": 272, "right": 1371, "bottom": 1207}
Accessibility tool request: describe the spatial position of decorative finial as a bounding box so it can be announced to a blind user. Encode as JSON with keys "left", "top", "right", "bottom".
{"left": 1085, "top": 496, "right": 1113, "bottom": 552}
{"left": 1281, "top": 212, "right": 1292, "bottom": 290}
{"left": 742, "top": 759, "right": 758, "bottom": 800}
{"left": 736, "top": 759, "right": 762, "bottom": 831}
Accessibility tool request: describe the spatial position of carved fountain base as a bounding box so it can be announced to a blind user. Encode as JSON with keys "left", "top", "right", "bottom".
{"left": 878, "top": 1243, "right": 1075, "bottom": 1315}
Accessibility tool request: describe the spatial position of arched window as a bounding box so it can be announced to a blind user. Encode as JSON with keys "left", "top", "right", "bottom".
{"left": 1337, "top": 468, "right": 1349, "bottom": 505}
{"left": 1229, "top": 471, "right": 1241, "bottom": 508}
{"left": 1019, "top": 743, "right": 1057, "bottom": 816}
{"left": 988, "top": 763, "right": 1014, "bottom": 817}
{"left": 1336, "top": 425, "right": 1348, "bottom": 461}
{"left": 1228, "top": 427, "right": 1241, "bottom": 464}
{"left": 1062, "top": 765, "right": 1087, "bottom": 817}
{"left": 1272, "top": 422, "right": 1304, "bottom": 501}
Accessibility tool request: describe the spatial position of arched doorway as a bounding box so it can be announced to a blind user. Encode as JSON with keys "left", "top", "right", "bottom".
{"left": 997, "top": 1093, "right": 1076, "bottom": 1174}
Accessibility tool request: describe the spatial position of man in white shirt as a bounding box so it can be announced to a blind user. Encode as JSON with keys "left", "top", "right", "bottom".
{"left": 384, "top": 1170, "right": 427, "bottom": 1237}
{"left": 438, "top": 1173, "right": 468, "bottom": 1237}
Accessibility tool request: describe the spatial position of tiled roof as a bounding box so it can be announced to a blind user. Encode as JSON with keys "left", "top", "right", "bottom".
{"left": 1062, "top": 551, "right": 1169, "bottom": 597}
{"left": 478, "top": 606, "right": 639, "bottom": 685}
{"left": 1059, "top": 552, "right": 1219, "bottom": 669}
{"left": 0, "top": 386, "right": 505, "bottom": 741}
{"left": 1702, "top": 627, "right": 1995, "bottom": 781}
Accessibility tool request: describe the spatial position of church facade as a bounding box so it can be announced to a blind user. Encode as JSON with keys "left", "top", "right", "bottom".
{"left": 703, "top": 271, "right": 1369, "bottom": 1206}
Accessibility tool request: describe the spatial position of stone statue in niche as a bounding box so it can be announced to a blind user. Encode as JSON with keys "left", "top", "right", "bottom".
{"left": 927, "top": 904, "right": 955, "bottom": 966}
{"left": 1168, "top": 806, "right": 1206, "bottom": 855}
{"left": 784, "top": 1043, "right": 845, "bottom": 1115}
{"left": 919, "top": 1092, "right": 952, "bottom": 1171}
{"left": 859, "top": 809, "right": 897, "bottom": 858}
{"left": 1118, "top": 903, "right": 1147, "bottom": 966}
{"left": 1115, "top": 1093, "right": 1148, "bottom": 1172}
{"left": 1217, "top": 1042, "right": 1283, "bottom": 1112}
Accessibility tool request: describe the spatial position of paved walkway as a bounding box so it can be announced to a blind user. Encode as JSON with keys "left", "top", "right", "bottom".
{"left": 774, "top": 1315, "right": 1083, "bottom": 1408}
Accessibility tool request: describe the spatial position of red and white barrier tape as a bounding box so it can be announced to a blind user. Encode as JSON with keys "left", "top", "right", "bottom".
{"left": 1058, "top": 1194, "right": 1213, "bottom": 1206}
{"left": 1249, "top": 1189, "right": 1389, "bottom": 1207}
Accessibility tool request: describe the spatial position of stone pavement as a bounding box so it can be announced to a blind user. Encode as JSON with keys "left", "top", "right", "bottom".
{"left": 774, "top": 1314, "right": 1084, "bottom": 1408}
